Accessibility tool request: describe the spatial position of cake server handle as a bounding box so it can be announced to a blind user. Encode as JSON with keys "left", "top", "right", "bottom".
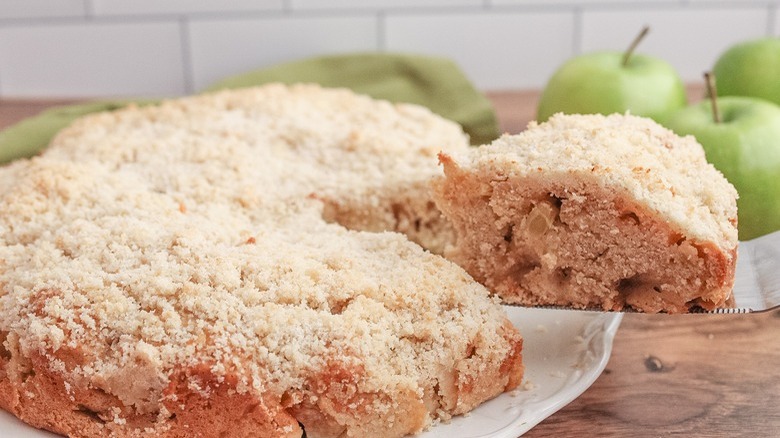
{"left": 726, "top": 230, "right": 780, "bottom": 314}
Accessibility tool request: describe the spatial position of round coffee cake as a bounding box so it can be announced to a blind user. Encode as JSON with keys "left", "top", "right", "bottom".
{"left": 0, "top": 85, "right": 524, "bottom": 437}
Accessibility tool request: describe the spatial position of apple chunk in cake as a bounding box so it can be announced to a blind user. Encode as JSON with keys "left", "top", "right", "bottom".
{"left": 433, "top": 113, "right": 738, "bottom": 313}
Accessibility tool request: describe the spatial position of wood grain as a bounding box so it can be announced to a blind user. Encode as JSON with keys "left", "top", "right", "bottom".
{"left": 1, "top": 88, "right": 779, "bottom": 437}
{"left": 0, "top": 99, "right": 80, "bottom": 130}
{"left": 527, "top": 311, "right": 780, "bottom": 437}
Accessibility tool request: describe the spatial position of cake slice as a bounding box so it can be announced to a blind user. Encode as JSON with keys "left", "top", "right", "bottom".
{"left": 433, "top": 113, "right": 738, "bottom": 313}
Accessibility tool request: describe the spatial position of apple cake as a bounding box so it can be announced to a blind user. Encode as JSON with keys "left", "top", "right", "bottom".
{"left": 0, "top": 84, "right": 523, "bottom": 438}
{"left": 433, "top": 113, "right": 738, "bottom": 313}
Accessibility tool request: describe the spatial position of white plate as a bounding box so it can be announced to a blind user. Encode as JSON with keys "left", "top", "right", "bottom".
{"left": 0, "top": 307, "right": 622, "bottom": 438}
{"left": 419, "top": 306, "right": 622, "bottom": 438}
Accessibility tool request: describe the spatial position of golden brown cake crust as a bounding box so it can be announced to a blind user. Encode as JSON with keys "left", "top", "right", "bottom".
{"left": 0, "top": 331, "right": 523, "bottom": 438}
{"left": 433, "top": 113, "right": 738, "bottom": 313}
{"left": 0, "top": 350, "right": 302, "bottom": 438}
{"left": 0, "top": 85, "right": 523, "bottom": 437}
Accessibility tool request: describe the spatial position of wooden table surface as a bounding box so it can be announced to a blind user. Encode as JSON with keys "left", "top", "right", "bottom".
{"left": 1, "top": 90, "right": 779, "bottom": 437}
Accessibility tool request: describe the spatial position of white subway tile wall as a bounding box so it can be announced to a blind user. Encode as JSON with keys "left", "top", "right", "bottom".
{"left": 385, "top": 11, "right": 574, "bottom": 89}
{"left": 291, "top": 0, "right": 483, "bottom": 10}
{"left": 0, "top": 0, "right": 86, "bottom": 20}
{"left": 775, "top": 6, "right": 779, "bottom": 35}
{"left": 0, "top": 22, "right": 186, "bottom": 98}
{"left": 188, "top": 15, "right": 378, "bottom": 91}
{"left": 0, "top": 0, "right": 777, "bottom": 97}
{"left": 581, "top": 7, "right": 768, "bottom": 82}
{"left": 91, "top": 0, "right": 284, "bottom": 16}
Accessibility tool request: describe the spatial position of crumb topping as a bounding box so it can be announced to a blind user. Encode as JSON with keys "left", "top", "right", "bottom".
{"left": 451, "top": 113, "right": 738, "bottom": 248}
{"left": 0, "top": 84, "right": 513, "bottom": 426}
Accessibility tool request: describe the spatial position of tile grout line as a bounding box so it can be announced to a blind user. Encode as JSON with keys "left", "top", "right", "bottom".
{"left": 0, "top": 2, "right": 772, "bottom": 97}
{"left": 572, "top": 6, "right": 582, "bottom": 56}
{"left": 4, "top": 2, "right": 771, "bottom": 24}
{"left": 377, "top": 11, "right": 386, "bottom": 52}
{"left": 179, "top": 17, "right": 194, "bottom": 95}
{"left": 83, "top": 0, "right": 94, "bottom": 18}
{"left": 0, "top": 4, "right": 559, "bottom": 25}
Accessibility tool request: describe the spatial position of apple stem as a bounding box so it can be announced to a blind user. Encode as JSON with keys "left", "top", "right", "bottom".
{"left": 704, "top": 71, "right": 721, "bottom": 124}
{"left": 622, "top": 25, "right": 650, "bottom": 67}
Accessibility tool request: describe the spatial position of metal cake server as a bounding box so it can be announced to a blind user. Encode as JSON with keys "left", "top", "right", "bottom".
{"left": 724, "top": 230, "right": 780, "bottom": 314}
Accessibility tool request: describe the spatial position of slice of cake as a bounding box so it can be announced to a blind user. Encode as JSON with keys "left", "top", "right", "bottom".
{"left": 433, "top": 113, "right": 738, "bottom": 313}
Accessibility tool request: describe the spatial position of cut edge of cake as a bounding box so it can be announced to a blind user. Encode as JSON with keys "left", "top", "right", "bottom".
{"left": 432, "top": 113, "right": 738, "bottom": 314}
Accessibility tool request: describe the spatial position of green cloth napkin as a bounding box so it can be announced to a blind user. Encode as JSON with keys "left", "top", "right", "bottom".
{"left": 0, "top": 99, "right": 159, "bottom": 165}
{"left": 205, "top": 53, "right": 499, "bottom": 146}
{"left": 0, "top": 53, "right": 499, "bottom": 165}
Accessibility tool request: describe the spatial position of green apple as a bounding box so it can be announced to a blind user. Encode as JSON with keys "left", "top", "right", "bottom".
{"left": 665, "top": 95, "right": 780, "bottom": 240}
{"left": 713, "top": 38, "right": 780, "bottom": 106}
{"left": 537, "top": 28, "right": 686, "bottom": 124}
